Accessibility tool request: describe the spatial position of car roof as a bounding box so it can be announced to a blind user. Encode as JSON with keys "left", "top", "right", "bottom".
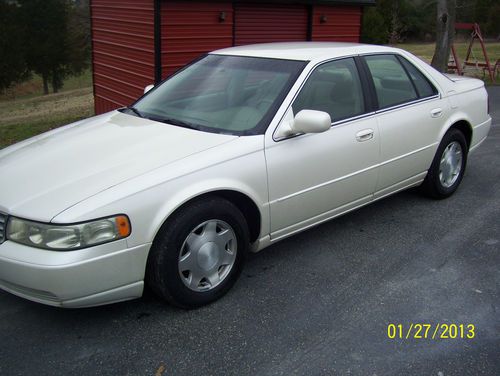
{"left": 212, "top": 42, "right": 400, "bottom": 62}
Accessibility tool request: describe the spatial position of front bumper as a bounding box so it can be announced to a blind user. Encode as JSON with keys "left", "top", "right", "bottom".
{"left": 0, "top": 238, "right": 151, "bottom": 308}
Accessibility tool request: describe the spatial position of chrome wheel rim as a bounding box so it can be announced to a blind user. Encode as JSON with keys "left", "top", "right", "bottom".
{"left": 439, "top": 141, "right": 463, "bottom": 188}
{"left": 178, "top": 219, "right": 237, "bottom": 292}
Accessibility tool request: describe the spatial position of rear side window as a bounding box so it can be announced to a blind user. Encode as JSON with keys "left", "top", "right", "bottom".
{"left": 364, "top": 55, "right": 418, "bottom": 109}
{"left": 398, "top": 56, "right": 438, "bottom": 98}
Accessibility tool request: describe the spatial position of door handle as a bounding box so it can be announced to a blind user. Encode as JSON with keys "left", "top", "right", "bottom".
{"left": 431, "top": 108, "right": 443, "bottom": 118}
{"left": 356, "top": 129, "right": 374, "bottom": 142}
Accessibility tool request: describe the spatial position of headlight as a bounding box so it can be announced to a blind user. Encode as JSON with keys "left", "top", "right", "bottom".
{"left": 6, "top": 215, "right": 131, "bottom": 251}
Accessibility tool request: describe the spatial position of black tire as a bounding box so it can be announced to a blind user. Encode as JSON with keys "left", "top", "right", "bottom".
{"left": 146, "top": 197, "right": 249, "bottom": 309}
{"left": 421, "top": 128, "right": 468, "bottom": 199}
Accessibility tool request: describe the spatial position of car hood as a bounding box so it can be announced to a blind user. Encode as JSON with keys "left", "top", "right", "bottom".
{"left": 0, "top": 111, "right": 237, "bottom": 221}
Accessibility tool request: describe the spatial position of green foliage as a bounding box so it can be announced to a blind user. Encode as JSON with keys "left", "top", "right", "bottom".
{"left": 361, "top": 7, "right": 389, "bottom": 44}
{"left": 484, "top": 4, "right": 500, "bottom": 38}
{"left": 362, "top": 0, "right": 434, "bottom": 44}
{"left": 404, "top": 0, "right": 437, "bottom": 41}
{"left": 67, "top": 0, "right": 91, "bottom": 74}
{"left": 19, "top": 0, "right": 90, "bottom": 94}
{"left": 456, "top": 0, "right": 500, "bottom": 36}
{"left": 0, "top": 0, "right": 92, "bottom": 95}
{"left": 362, "top": 0, "right": 498, "bottom": 45}
{"left": 0, "top": 1, "right": 31, "bottom": 91}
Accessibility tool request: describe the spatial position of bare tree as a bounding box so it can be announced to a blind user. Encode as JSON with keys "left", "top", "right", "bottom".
{"left": 431, "top": 0, "right": 456, "bottom": 72}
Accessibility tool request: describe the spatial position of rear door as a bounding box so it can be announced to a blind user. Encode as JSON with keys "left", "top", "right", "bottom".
{"left": 361, "top": 54, "right": 446, "bottom": 198}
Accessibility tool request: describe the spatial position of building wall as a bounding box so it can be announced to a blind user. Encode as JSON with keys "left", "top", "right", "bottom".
{"left": 91, "top": 0, "right": 155, "bottom": 113}
{"left": 312, "top": 5, "right": 362, "bottom": 42}
{"left": 234, "top": 3, "right": 308, "bottom": 45}
{"left": 91, "top": 1, "right": 364, "bottom": 114}
{"left": 161, "top": 1, "right": 233, "bottom": 78}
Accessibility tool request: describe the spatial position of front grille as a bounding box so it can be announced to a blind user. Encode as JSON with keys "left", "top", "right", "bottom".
{"left": 0, "top": 212, "right": 7, "bottom": 244}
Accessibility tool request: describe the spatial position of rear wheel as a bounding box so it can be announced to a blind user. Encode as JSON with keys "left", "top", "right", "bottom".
{"left": 421, "top": 128, "right": 468, "bottom": 199}
{"left": 146, "top": 197, "right": 249, "bottom": 308}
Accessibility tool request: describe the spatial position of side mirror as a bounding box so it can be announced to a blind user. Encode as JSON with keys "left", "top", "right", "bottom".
{"left": 293, "top": 110, "right": 332, "bottom": 134}
{"left": 144, "top": 84, "right": 154, "bottom": 94}
{"left": 276, "top": 109, "right": 331, "bottom": 138}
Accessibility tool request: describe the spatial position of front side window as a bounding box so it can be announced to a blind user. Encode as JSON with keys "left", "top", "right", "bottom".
{"left": 364, "top": 55, "right": 418, "bottom": 109}
{"left": 293, "top": 58, "right": 365, "bottom": 123}
{"left": 129, "top": 55, "right": 306, "bottom": 135}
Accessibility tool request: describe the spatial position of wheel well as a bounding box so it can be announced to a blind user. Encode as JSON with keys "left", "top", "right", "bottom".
{"left": 449, "top": 120, "right": 472, "bottom": 150}
{"left": 168, "top": 190, "right": 262, "bottom": 243}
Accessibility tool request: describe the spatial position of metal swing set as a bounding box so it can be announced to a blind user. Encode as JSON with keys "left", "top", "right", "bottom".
{"left": 447, "top": 23, "right": 498, "bottom": 83}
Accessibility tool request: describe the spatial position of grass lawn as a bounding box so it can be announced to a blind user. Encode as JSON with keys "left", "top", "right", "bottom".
{"left": 0, "top": 114, "right": 88, "bottom": 149}
{"left": 0, "top": 42, "right": 498, "bottom": 149}
{"left": 395, "top": 42, "right": 499, "bottom": 83}
{"left": 0, "top": 69, "right": 94, "bottom": 149}
{"left": 395, "top": 41, "right": 500, "bottom": 63}
{"left": 0, "top": 70, "right": 92, "bottom": 100}
{"left": 0, "top": 87, "right": 94, "bottom": 149}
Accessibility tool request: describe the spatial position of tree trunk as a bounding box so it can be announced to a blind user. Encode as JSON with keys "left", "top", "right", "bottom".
{"left": 42, "top": 74, "right": 49, "bottom": 95}
{"left": 51, "top": 71, "right": 59, "bottom": 94}
{"left": 51, "top": 69, "right": 64, "bottom": 93}
{"left": 431, "top": 0, "right": 456, "bottom": 72}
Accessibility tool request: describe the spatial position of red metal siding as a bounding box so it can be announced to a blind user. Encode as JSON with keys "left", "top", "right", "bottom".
{"left": 91, "top": 0, "right": 155, "bottom": 114}
{"left": 312, "top": 5, "right": 362, "bottom": 42}
{"left": 161, "top": 1, "right": 233, "bottom": 78}
{"left": 234, "top": 4, "right": 308, "bottom": 45}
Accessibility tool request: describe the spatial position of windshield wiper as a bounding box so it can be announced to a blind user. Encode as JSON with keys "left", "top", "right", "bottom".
{"left": 126, "top": 106, "right": 144, "bottom": 118}
{"left": 122, "top": 108, "right": 201, "bottom": 131}
{"left": 149, "top": 116, "right": 200, "bottom": 131}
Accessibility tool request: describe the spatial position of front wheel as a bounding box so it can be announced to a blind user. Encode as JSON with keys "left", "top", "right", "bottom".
{"left": 421, "top": 128, "right": 468, "bottom": 199}
{"left": 146, "top": 197, "right": 249, "bottom": 309}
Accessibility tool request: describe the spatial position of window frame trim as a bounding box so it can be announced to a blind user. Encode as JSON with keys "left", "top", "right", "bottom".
{"left": 374, "top": 94, "right": 440, "bottom": 116}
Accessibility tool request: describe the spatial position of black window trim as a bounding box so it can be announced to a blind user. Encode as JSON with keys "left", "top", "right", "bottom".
{"left": 354, "top": 55, "right": 379, "bottom": 111}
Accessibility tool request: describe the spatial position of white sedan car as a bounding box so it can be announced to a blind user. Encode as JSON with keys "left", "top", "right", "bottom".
{"left": 0, "top": 42, "right": 491, "bottom": 308}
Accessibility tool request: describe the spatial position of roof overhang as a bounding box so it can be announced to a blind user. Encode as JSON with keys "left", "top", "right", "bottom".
{"left": 157, "top": 0, "right": 376, "bottom": 5}
{"left": 231, "top": 0, "right": 376, "bottom": 4}
{"left": 157, "top": 0, "right": 376, "bottom": 4}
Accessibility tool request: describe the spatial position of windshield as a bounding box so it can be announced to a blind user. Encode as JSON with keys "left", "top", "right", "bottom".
{"left": 129, "top": 55, "right": 307, "bottom": 135}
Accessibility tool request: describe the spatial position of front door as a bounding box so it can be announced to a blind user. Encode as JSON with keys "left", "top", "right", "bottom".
{"left": 265, "top": 57, "right": 380, "bottom": 240}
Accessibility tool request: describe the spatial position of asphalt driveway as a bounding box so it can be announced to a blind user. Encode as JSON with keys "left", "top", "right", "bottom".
{"left": 0, "top": 87, "right": 499, "bottom": 376}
